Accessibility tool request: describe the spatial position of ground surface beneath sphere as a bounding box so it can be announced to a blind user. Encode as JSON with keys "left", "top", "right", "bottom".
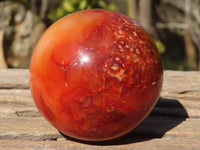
{"left": 0, "top": 69, "right": 199, "bottom": 149}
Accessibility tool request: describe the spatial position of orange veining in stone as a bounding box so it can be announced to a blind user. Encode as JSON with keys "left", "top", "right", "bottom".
{"left": 30, "top": 9, "right": 163, "bottom": 141}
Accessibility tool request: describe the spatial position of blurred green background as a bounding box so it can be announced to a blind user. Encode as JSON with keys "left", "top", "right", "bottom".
{"left": 0, "top": 0, "right": 199, "bottom": 70}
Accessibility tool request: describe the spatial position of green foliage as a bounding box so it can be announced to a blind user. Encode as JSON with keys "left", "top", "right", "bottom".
{"left": 10, "top": 0, "right": 29, "bottom": 3}
{"left": 154, "top": 40, "right": 166, "bottom": 54}
{"left": 48, "top": 0, "right": 117, "bottom": 22}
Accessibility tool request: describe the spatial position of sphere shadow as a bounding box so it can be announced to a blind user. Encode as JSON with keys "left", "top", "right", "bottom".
{"left": 60, "top": 97, "right": 188, "bottom": 146}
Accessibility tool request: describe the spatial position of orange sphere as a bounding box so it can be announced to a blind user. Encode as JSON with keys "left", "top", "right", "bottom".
{"left": 30, "top": 9, "right": 163, "bottom": 141}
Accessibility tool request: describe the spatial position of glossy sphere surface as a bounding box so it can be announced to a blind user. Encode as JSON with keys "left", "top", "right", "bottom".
{"left": 30, "top": 9, "right": 163, "bottom": 141}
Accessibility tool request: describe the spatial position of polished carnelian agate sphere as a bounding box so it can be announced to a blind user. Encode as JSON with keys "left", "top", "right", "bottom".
{"left": 30, "top": 9, "right": 163, "bottom": 141}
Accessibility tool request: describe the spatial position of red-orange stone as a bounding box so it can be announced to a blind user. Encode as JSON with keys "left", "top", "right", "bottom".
{"left": 30, "top": 9, "right": 163, "bottom": 141}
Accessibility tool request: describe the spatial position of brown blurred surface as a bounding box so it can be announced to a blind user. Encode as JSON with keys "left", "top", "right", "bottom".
{"left": 0, "top": 69, "right": 199, "bottom": 149}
